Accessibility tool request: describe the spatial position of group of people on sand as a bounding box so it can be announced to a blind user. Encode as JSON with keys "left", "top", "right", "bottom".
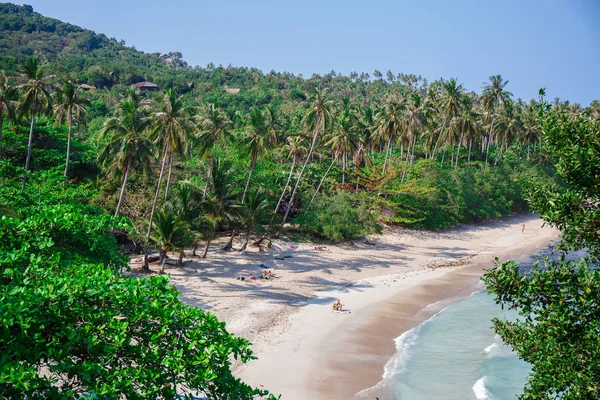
{"left": 236, "top": 270, "right": 278, "bottom": 282}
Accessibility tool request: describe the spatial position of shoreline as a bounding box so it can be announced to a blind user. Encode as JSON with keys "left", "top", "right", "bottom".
{"left": 131, "top": 213, "right": 558, "bottom": 399}
{"left": 233, "top": 216, "right": 558, "bottom": 399}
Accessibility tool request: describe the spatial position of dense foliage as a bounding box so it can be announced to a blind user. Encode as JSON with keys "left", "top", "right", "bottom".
{"left": 483, "top": 95, "right": 600, "bottom": 400}
{"left": 0, "top": 171, "right": 275, "bottom": 399}
{"left": 1, "top": 4, "right": 599, "bottom": 398}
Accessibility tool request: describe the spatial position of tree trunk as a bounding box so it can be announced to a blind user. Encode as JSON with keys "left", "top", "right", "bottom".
{"left": 282, "top": 113, "right": 321, "bottom": 224}
{"left": 275, "top": 155, "right": 296, "bottom": 214}
{"left": 114, "top": 157, "right": 130, "bottom": 217}
{"left": 164, "top": 151, "right": 174, "bottom": 200}
{"left": 440, "top": 146, "right": 446, "bottom": 168}
{"left": 21, "top": 114, "right": 36, "bottom": 191}
{"left": 222, "top": 230, "right": 235, "bottom": 251}
{"left": 242, "top": 154, "right": 256, "bottom": 204}
{"left": 178, "top": 250, "right": 184, "bottom": 266}
{"left": 64, "top": 109, "right": 73, "bottom": 182}
{"left": 160, "top": 257, "right": 167, "bottom": 274}
{"left": 382, "top": 138, "right": 392, "bottom": 174}
{"left": 485, "top": 109, "right": 496, "bottom": 163}
{"left": 202, "top": 154, "right": 212, "bottom": 201}
{"left": 401, "top": 131, "right": 413, "bottom": 183}
{"left": 144, "top": 143, "right": 169, "bottom": 270}
{"left": 201, "top": 240, "right": 211, "bottom": 258}
{"left": 0, "top": 110, "right": 4, "bottom": 160}
{"left": 468, "top": 137, "right": 473, "bottom": 162}
{"left": 432, "top": 118, "right": 448, "bottom": 157}
{"left": 192, "top": 243, "right": 198, "bottom": 257}
{"left": 309, "top": 153, "right": 338, "bottom": 208}
{"left": 240, "top": 227, "right": 251, "bottom": 253}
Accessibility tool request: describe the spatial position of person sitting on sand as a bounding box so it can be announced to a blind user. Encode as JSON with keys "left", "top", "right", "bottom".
{"left": 262, "top": 270, "right": 271, "bottom": 280}
{"left": 267, "top": 240, "right": 273, "bottom": 248}
{"left": 332, "top": 299, "right": 343, "bottom": 312}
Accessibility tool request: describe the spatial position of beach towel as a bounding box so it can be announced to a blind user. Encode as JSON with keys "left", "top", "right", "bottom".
{"left": 259, "top": 263, "right": 269, "bottom": 269}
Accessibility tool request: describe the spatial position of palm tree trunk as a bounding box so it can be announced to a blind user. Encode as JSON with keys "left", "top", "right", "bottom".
{"left": 201, "top": 240, "right": 211, "bottom": 258}
{"left": 114, "top": 157, "right": 130, "bottom": 217}
{"left": 382, "top": 139, "right": 391, "bottom": 174}
{"left": 160, "top": 256, "right": 167, "bottom": 274}
{"left": 432, "top": 118, "right": 448, "bottom": 157}
{"left": 282, "top": 113, "right": 321, "bottom": 224}
{"left": 485, "top": 110, "right": 496, "bottom": 163}
{"left": 0, "top": 110, "right": 4, "bottom": 160}
{"left": 309, "top": 153, "right": 338, "bottom": 208}
{"left": 222, "top": 230, "right": 235, "bottom": 251}
{"left": 242, "top": 155, "right": 256, "bottom": 204}
{"left": 64, "top": 109, "right": 73, "bottom": 182}
{"left": 202, "top": 154, "right": 212, "bottom": 201}
{"left": 468, "top": 137, "right": 473, "bottom": 162}
{"left": 21, "top": 114, "right": 36, "bottom": 191}
{"left": 164, "top": 151, "right": 174, "bottom": 200}
{"left": 144, "top": 143, "right": 169, "bottom": 270}
{"left": 240, "top": 227, "right": 251, "bottom": 253}
{"left": 178, "top": 250, "right": 184, "bottom": 266}
{"left": 275, "top": 155, "right": 296, "bottom": 213}
{"left": 400, "top": 132, "right": 412, "bottom": 183}
{"left": 440, "top": 146, "right": 446, "bottom": 168}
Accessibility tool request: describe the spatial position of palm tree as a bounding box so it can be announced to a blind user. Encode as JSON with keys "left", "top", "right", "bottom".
{"left": 375, "top": 97, "right": 404, "bottom": 174}
{"left": 275, "top": 135, "right": 308, "bottom": 214}
{"left": 454, "top": 96, "right": 481, "bottom": 163}
{"left": 150, "top": 206, "right": 193, "bottom": 273}
{"left": 53, "top": 80, "right": 88, "bottom": 180}
{"left": 481, "top": 75, "right": 512, "bottom": 162}
{"left": 196, "top": 103, "right": 231, "bottom": 200}
{"left": 236, "top": 189, "right": 272, "bottom": 253}
{"left": 432, "top": 78, "right": 464, "bottom": 159}
{"left": 144, "top": 89, "right": 195, "bottom": 268}
{"left": 97, "top": 89, "right": 153, "bottom": 217}
{"left": 400, "top": 93, "right": 425, "bottom": 182}
{"left": 240, "top": 107, "right": 269, "bottom": 204}
{"left": 324, "top": 108, "right": 359, "bottom": 184}
{"left": 263, "top": 104, "right": 281, "bottom": 145}
{"left": 0, "top": 71, "right": 17, "bottom": 159}
{"left": 18, "top": 56, "right": 52, "bottom": 190}
{"left": 153, "top": 89, "right": 195, "bottom": 199}
{"left": 282, "top": 88, "right": 333, "bottom": 224}
{"left": 493, "top": 99, "right": 522, "bottom": 165}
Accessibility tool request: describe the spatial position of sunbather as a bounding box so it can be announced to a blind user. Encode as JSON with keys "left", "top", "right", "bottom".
{"left": 332, "top": 299, "right": 343, "bottom": 312}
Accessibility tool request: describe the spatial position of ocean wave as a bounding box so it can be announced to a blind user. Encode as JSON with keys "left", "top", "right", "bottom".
{"left": 472, "top": 376, "right": 492, "bottom": 400}
{"left": 485, "top": 341, "right": 517, "bottom": 359}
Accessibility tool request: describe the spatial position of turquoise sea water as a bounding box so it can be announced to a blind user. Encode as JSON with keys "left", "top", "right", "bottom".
{"left": 383, "top": 290, "right": 531, "bottom": 400}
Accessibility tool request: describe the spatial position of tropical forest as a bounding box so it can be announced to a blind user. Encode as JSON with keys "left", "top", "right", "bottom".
{"left": 0, "top": 3, "right": 598, "bottom": 399}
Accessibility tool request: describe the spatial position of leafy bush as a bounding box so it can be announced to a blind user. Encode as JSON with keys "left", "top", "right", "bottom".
{"left": 294, "top": 192, "right": 381, "bottom": 241}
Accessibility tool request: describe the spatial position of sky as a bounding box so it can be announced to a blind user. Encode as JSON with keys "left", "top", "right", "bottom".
{"left": 12, "top": 0, "right": 600, "bottom": 105}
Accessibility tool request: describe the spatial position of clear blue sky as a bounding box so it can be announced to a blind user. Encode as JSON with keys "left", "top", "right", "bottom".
{"left": 12, "top": 0, "right": 600, "bottom": 105}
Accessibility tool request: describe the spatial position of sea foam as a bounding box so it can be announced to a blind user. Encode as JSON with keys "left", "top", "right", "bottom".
{"left": 472, "top": 376, "right": 492, "bottom": 400}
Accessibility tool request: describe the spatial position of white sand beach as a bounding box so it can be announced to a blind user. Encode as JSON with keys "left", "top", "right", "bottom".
{"left": 129, "top": 213, "right": 558, "bottom": 399}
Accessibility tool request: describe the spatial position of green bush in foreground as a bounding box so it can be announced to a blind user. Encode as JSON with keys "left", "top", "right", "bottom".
{"left": 0, "top": 181, "right": 275, "bottom": 399}
{"left": 294, "top": 192, "right": 381, "bottom": 241}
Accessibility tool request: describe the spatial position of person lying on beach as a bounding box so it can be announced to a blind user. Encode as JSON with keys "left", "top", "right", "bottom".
{"left": 314, "top": 245, "right": 327, "bottom": 251}
{"left": 332, "top": 299, "right": 343, "bottom": 312}
{"left": 247, "top": 274, "right": 259, "bottom": 281}
{"left": 236, "top": 275, "right": 246, "bottom": 281}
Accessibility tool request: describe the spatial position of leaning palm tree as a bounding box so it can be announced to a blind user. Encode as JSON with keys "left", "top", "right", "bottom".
{"left": 18, "top": 56, "right": 52, "bottom": 190}
{"left": 97, "top": 89, "right": 153, "bottom": 217}
{"left": 240, "top": 107, "right": 269, "bottom": 204}
{"left": 400, "top": 93, "right": 425, "bottom": 182}
{"left": 0, "top": 71, "right": 18, "bottom": 159}
{"left": 196, "top": 103, "right": 231, "bottom": 200}
{"left": 282, "top": 88, "right": 333, "bottom": 224}
{"left": 481, "top": 75, "right": 512, "bottom": 162}
{"left": 275, "top": 135, "right": 308, "bottom": 214}
{"left": 152, "top": 89, "right": 195, "bottom": 199}
{"left": 326, "top": 108, "right": 359, "bottom": 184}
{"left": 144, "top": 89, "right": 195, "bottom": 269}
{"left": 53, "top": 80, "right": 89, "bottom": 180}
